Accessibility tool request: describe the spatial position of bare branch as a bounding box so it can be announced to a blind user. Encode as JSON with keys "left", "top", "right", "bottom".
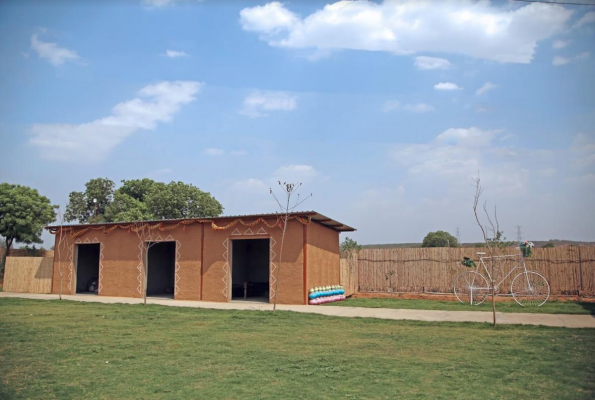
{"left": 269, "top": 181, "right": 311, "bottom": 312}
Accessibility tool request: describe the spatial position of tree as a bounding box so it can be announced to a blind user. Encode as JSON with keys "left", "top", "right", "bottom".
{"left": 0, "top": 183, "right": 56, "bottom": 277}
{"left": 67, "top": 178, "right": 224, "bottom": 223}
{"left": 132, "top": 222, "right": 160, "bottom": 305}
{"left": 422, "top": 231, "right": 459, "bottom": 248}
{"left": 471, "top": 174, "right": 507, "bottom": 327}
{"left": 542, "top": 242, "right": 555, "bottom": 248}
{"left": 341, "top": 237, "right": 362, "bottom": 253}
{"left": 55, "top": 205, "right": 68, "bottom": 300}
{"left": 65, "top": 178, "right": 115, "bottom": 223}
{"left": 270, "top": 182, "right": 311, "bottom": 312}
{"left": 106, "top": 192, "right": 154, "bottom": 222}
{"left": 145, "top": 181, "right": 223, "bottom": 219}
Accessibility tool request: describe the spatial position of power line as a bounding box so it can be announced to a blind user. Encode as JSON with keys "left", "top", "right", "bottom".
{"left": 511, "top": 0, "right": 595, "bottom": 6}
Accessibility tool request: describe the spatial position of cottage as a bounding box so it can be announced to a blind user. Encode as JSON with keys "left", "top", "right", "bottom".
{"left": 47, "top": 212, "right": 355, "bottom": 305}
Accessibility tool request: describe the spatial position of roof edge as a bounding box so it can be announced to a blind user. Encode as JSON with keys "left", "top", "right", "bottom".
{"left": 46, "top": 211, "right": 356, "bottom": 233}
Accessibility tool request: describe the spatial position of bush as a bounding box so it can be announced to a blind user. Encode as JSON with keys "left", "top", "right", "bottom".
{"left": 422, "top": 231, "right": 459, "bottom": 248}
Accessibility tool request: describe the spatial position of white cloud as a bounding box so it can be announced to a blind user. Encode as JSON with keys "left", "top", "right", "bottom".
{"left": 392, "top": 127, "right": 530, "bottom": 197}
{"left": 203, "top": 148, "right": 247, "bottom": 156}
{"left": 553, "top": 56, "right": 571, "bottom": 66}
{"left": 553, "top": 51, "right": 590, "bottom": 66}
{"left": 571, "top": 133, "right": 595, "bottom": 169}
{"left": 414, "top": 56, "right": 452, "bottom": 70}
{"left": 273, "top": 164, "right": 319, "bottom": 182}
{"left": 350, "top": 131, "right": 595, "bottom": 244}
{"left": 567, "top": 173, "right": 595, "bottom": 186}
{"left": 552, "top": 40, "right": 570, "bottom": 50}
{"left": 163, "top": 50, "right": 188, "bottom": 58}
{"left": 356, "top": 186, "right": 406, "bottom": 209}
{"left": 574, "top": 11, "right": 595, "bottom": 28}
{"left": 434, "top": 82, "right": 461, "bottom": 91}
{"left": 204, "top": 148, "right": 224, "bottom": 156}
{"left": 383, "top": 101, "right": 434, "bottom": 113}
{"left": 538, "top": 168, "right": 556, "bottom": 178}
{"left": 240, "top": 1, "right": 299, "bottom": 33}
{"left": 29, "top": 81, "right": 202, "bottom": 162}
{"left": 403, "top": 103, "right": 434, "bottom": 113}
{"left": 30, "top": 33, "right": 79, "bottom": 66}
{"left": 435, "top": 127, "right": 499, "bottom": 148}
{"left": 382, "top": 100, "right": 400, "bottom": 112}
{"left": 143, "top": 0, "right": 176, "bottom": 7}
{"left": 476, "top": 82, "right": 498, "bottom": 96}
{"left": 233, "top": 178, "right": 267, "bottom": 191}
{"left": 240, "top": 91, "right": 297, "bottom": 118}
{"left": 240, "top": 0, "right": 573, "bottom": 64}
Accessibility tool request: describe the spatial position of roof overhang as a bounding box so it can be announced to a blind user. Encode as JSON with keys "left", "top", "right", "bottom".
{"left": 46, "top": 211, "right": 356, "bottom": 233}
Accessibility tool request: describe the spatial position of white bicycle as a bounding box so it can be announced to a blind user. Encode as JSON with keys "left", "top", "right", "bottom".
{"left": 453, "top": 252, "right": 550, "bottom": 307}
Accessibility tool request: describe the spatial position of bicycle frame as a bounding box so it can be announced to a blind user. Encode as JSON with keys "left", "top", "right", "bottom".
{"left": 475, "top": 253, "right": 527, "bottom": 291}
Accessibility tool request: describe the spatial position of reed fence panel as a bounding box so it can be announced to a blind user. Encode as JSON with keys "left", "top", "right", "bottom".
{"left": 2, "top": 257, "right": 54, "bottom": 294}
{"left": 342, "top": 247, "right": 595, "bottom": 296}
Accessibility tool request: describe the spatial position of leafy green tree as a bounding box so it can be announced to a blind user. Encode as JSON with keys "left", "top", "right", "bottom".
{"left": 0, "top": 183, "right": 56, "bottom": 276}
{"left": 117, "top": 178, "right": 155, "bottom": 202}
{"left": 65, "top": 178, "right": 115, "bottom": 223}
{"left": 422, "top": 231, "right": 459, "bottom": 248}
{"left": 68, "top": 178, "right": 223, "bottom": 223}
{"left": 145, "top": 181, "right": 223, "bottom": 219}
{"left": 341, "top": 237, "right": 362, "bottom": 253}
{"left": 106, "top": 192, "right": 154, "bottom": 222}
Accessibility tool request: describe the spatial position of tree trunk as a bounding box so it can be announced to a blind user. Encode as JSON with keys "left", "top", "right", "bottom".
{"left": 491, "top": 263, "right": 496, "bottom": 326}
{"left": 1, "top": 237, "right": 13, "bottom": 279}
{"left": 272, "top": 216, "right": 289, "bottom": 313}
{"left": 143, "top": 247, "right": 148, "bottom": 305}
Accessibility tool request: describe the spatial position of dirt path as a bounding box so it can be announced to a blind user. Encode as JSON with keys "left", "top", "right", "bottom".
{"left": 1, "top": 292, "right": 594, "bottom": 328}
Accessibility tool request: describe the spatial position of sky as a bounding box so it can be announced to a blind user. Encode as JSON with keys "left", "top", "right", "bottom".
{"left": 1, "top": 0, "right": 594, "bottom": 247}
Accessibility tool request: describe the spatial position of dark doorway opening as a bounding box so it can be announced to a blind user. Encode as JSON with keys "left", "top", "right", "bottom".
{"left": 147, "top": 242, "right": 176, "bottom": 298}
{"left": 76, "top": 243, "right": 100, "bottom": 294}
{"left": 232, "top": 239, "right": 270, "bottom": 301}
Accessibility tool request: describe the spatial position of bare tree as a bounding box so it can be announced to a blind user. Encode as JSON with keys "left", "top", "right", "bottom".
{"left": 270, "top": 182, "right": 311, "bottom": 312}
{"left": 56, "top": 206, "right": 68, "bottom": 300}
{"left": 472, "top": 174, "right": 508, "bottom": 326}
{"left": 133, "top": 222, "right": 159, "bottom": 305}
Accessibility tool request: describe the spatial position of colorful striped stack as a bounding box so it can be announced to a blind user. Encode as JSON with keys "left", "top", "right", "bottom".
{"left": 308, "top": 285, "right": 346, "bottom": 305}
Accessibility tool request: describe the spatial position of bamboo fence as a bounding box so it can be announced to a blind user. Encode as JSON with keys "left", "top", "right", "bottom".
{"left": 0, "top": 249, "right": 54, "bottom": 258}
{"left": 340, "top": 247, "right": 595, "bottom": 297}
{"left": 2, "top": 257, "right": 54, "bottom": 294}
{"left": 340, "top": 251, "right": 358, "bottom": 296}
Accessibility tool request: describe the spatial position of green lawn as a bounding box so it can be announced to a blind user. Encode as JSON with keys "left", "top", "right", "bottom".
{"left": 329, "top": 297, "right": 595, "bottom": 315}
{"left": 1, "top": 299, "right": 594, "bottom": 399}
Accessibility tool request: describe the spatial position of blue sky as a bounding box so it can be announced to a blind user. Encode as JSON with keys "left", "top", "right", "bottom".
{"left": 1, "top": 0, "right": 594, "bottom": 246}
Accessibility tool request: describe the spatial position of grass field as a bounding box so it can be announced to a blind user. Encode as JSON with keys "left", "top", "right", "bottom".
{"left": 330, "top": 298, "right": 595, "bottom": 315}
{"left": 1, "top": 299, "right": 594, "bottom": 399}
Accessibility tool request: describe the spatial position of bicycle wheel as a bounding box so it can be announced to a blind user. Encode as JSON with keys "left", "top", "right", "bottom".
{"left": 511, "top": 271, "right": 550, "bottom": 307}
{"left": 454, "top": 271, "right": 490, "bottom": 305}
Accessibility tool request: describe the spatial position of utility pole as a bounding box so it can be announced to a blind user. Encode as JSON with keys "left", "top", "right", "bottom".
{"left": 516, "top": 225, "right": 522, "bottom": 243}
{"left": 456, "top": 227, "right": 461, "bottom": 244}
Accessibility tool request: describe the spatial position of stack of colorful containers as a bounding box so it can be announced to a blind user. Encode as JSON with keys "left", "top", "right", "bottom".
{"left": 308, "top": 285, "right": 346, "bottom": 305}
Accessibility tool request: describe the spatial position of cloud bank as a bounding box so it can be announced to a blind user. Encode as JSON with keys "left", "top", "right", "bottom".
{"left": 240, "top": 0, "right": 572, "bottom": 63}
{"left": 30, "top": 81, "right": 203, "bottom": 162}
{"left": 31, "top": 33, "right": 79, "bottom": 66}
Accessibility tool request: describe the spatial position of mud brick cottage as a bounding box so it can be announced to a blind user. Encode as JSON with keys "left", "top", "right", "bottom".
{"left": 46, "top": 212, "right": 355, "bottom": 305}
